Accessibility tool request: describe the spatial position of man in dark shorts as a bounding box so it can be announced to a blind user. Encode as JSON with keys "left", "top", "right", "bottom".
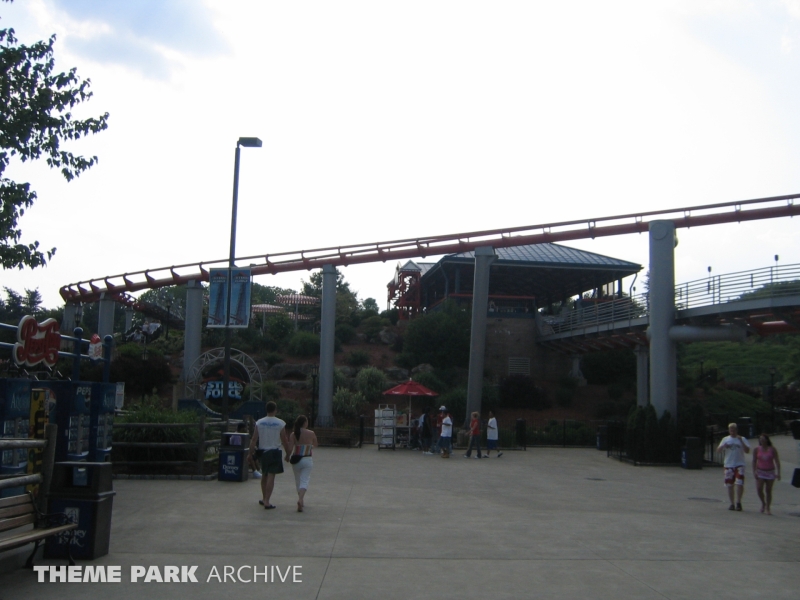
{"left": 248, "top": 401, "right": 290, "bottom": 509}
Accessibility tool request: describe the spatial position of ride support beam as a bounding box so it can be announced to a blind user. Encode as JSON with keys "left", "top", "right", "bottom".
{"left": 648, "top": 221, "right": 677, "bottom": 419}
{"left": 182, "top": 280, "right": 204, "bottom": 393}
{"left": 317, "top": 264, "right": 337, "bottom": 427}
{"left": 465, "top": 246, "right": 496, "bottom": 425}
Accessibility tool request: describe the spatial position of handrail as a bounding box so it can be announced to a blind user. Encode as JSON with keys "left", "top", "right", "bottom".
{"left": 542, "top": 262, "right": 800, "bottom": 335}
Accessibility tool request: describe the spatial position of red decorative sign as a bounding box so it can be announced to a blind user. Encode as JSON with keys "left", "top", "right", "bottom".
{"left": 13, "top": 316, "right": 61, "bottom": 368}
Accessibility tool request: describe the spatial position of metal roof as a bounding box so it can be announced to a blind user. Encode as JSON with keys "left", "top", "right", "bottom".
{"left": 445, "top": 243, "right": 640, "bottom": 271}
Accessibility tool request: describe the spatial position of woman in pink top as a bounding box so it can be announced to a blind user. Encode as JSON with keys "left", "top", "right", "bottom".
{"left": 752, "top": 434, "right": 781, "bottom": 515}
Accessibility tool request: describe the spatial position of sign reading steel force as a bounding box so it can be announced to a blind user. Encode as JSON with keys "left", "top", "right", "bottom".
{"left": 207, "top": 268, "right": 251, "bottom": 328}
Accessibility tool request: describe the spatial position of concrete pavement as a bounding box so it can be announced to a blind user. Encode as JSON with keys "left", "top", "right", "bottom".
{"left": 1, "top": 434, "right": 799, "bottom": 599}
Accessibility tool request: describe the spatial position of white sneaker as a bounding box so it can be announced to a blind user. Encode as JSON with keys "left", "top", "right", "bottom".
{"left": 252, "top": 471, "right": 262, "bottom": 479}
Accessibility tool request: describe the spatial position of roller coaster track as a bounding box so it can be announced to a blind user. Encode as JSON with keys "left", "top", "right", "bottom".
{"left": 60, "top": 193, "right": 800, "bottom": 305}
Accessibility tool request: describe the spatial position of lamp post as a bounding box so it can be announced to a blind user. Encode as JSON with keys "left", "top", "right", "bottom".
{"left": 310, "top": 364, "right": 319, "bottom": 427}
{"left": 769, "top": 366, "right": 776, "bottom": 432}
{"left": 222, "top": 137, "right": 262, "bottom": 419}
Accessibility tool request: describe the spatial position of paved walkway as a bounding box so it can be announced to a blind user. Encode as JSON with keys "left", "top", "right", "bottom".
{"left": 2, "top": 435, "right": 799, "bottom": 599}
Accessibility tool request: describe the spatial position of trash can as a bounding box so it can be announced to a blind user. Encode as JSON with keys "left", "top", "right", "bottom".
{"left": 737, "top": 417, "right": 754, "bottom": 439}
{"left": 516, "top": 419, "right": 526, "bottom": 450}
{"left": 681, "top": 437, "right": 702, "bottom": 469}
{"left": 45, "top": 462, "right": 115, "bottom": 560}
{"left": 596, "top": 425, "right": 607, "bottom": 451}
{"left": 218, "top": 431, "right": 250, "bottom": 482}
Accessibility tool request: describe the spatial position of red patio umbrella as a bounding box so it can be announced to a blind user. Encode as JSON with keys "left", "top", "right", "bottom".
{"left": 382, "top": 379, "right": 439, "bottom": 428}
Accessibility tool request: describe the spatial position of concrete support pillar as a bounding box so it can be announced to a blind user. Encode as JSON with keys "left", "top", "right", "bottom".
{"left": 61, "top": 303, "right": 79, "bottom": 334}
{"left": 124, "top": 308, "right": 134, "bottom": 332}
{"left": 634, "top": 345, "right": 649, "bottom": 407}
{"left": 182, "top": 280, "right": 204, "bottom": 393}
{"left": 97, "top": 294, "right": 116, "bottom": 339}
{"left": 648, "top": 220, "right": 677, "bottom": 419}
{"left": 317, "top": 264, "right": 337, "bottom": 427}
{"left": 465, "top": 246, "right": 496, "bottom": 424}
{"left": 569, "top": 355, "right": 587, "bottom": 386}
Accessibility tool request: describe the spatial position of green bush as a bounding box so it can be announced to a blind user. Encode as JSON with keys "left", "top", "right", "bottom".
{"left": 337, "top": 323, "right": 357, "bottom": 344}
{"left": 360, "top": 316, "right": 386, "bottom": 342}
{"left": 276, "top": 397, "right": 303, "bottom": 429}
{"left": 333, "top": 367, "right": 352, "bottom": 391}
{"left": 257, "top": 381, "right": 281, "bottom": 402}
{"left": 499, "top": 375, "right": 549, "bottom": 410}
{"left": 356, "top": 367, "right": 388, "bottom": 403}
{"left": 555, "top": 387, "right": 573, "bottom": 408}
{"left": 401, "top": 301, "right": 471, "bottom": 369}
{"left": 347, "top": 350, "right": 370, "bottom": 367}
{"left": 287, "top": 331, "right": 320, "bottom": 357}
{"left": 113, "top": 397, "right": 206, "bottom": 463}
{"left": 333, "top": 388, "right": 366, "bottom": 419}
{"left": 266, "top": 314, "right": 294, "bottom": 345}
{"left": 625, "top": 405, "right": 679, "bottom": 463}
{"left": 380, "top": 308, "right": 399, "bottom": 326}
{"left": 262, "top": 352, "right": 284, "bottom": 368}
{"left": 413, "top": 371, "right": 446, "bottom": 393}
{"left": 582, "top": 349, "right": 636, "bottom": 385}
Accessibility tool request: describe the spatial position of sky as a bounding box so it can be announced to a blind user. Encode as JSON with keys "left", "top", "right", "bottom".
{"left": 2, "top": 0, "right": 800, "bottom": 311}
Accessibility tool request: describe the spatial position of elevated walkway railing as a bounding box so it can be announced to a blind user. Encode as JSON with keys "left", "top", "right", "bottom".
{"left": 541, "top": 262, "right": 800, "bottom": 335}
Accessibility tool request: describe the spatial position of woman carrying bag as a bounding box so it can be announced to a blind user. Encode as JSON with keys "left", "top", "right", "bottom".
{"left": 285, "top": 415, "right": 318, "bottom": 512}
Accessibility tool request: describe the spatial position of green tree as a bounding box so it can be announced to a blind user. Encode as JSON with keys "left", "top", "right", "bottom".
{"left": 401, "top": 301, "right": 471, "bottom": 369}
{"left": 1, "top": 13, "right": 109, "bottom": 269}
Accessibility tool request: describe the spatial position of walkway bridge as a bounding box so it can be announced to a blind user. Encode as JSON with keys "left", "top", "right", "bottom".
{"left": 538, "top": 263, "right": 800, "bottom": 353}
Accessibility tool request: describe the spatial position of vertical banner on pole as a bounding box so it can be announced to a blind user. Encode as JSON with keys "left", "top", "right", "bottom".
{"left": 207, "top": 269, "right": 229, "bottom": 328}
{"left": 229, "top": 268, "right": 252, "bottom": 328}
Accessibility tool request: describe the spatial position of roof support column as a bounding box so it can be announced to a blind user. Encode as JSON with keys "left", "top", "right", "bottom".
{"left": 183, "top": 280, "right": 204, "bottom": 395}
{"left": 61, "top": 303, "right": 78, "bottom": 334}
{"left": 465, "top": 246, "right": 496, "bottom": 425}
{"left": 634, "top": 345, "right": 649, "bottom": 407}
{"left": 97, "top": 293, "right": 115, "bottom": 339}
{"left": 648, "top": 221, "right": 677, "bottom": 419}
{"left": 317, "top": 264, "right": 337, "bottom": 427}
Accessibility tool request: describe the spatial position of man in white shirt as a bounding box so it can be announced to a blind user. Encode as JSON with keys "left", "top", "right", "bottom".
{"left": 717, "top": 422, "right": 751, "bottom": 511}
{"left": 248, "top": 401, "right": 290, "bottom": 510}
{"left": 439, "top": 409, "right": 453, "bottom": 458}
{"left": 485, "top": 411, "right": 502, "bottom": 458}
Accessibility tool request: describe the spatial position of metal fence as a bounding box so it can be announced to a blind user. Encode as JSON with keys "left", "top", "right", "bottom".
{"left": 542, "top": 262, "right": 800, "bottom": 335}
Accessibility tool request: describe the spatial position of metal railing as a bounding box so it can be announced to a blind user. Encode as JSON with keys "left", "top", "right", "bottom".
{"left": 542, "top": 262, "right": 800, "bottom": 335}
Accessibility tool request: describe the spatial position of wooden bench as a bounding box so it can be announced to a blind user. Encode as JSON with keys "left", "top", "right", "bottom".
{"left": 315, "top": 427, "right": 356, "bottom": 448}
{"left": 0, "top": 490, "right": 77, "bottom": 567}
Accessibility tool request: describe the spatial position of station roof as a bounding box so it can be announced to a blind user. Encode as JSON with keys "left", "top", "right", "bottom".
{"left": 420, "top": 243, "right": 642, "bottom": 302}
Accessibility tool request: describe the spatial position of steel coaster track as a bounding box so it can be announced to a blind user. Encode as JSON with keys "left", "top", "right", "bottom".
{"left": 60, "top": 193, "right": 800, "bottom": 304}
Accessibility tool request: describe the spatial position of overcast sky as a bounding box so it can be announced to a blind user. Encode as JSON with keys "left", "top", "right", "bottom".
{"left": 2, "top": 0, "right": 799, "bottom": 310}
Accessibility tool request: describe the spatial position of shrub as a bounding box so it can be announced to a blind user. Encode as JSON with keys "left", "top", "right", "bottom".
{"left": 413, "top": 371, "right": 446, "bottom": 393}
{"left": 276, "top": 397, "right": 303, "bottom": 428}
{"left": 401, "top": 301, "right": 471, "bottom": 369}
{"left": 499, "top": 375, "right": 549, "bottom": 410}
{"left": 337, "top": 323, "right": 357, "bottom": 344}
{"left": 555, "top": 387, "right": 573, "bottom": 408}
{"left": 356, "top": 367, "right": 388, "bottom": 403}
{"left": 109, "top": 352, "right": 173, "bottom": 397}
{"left": 266, "top": 314, "right": 294, "bottom": 345}
{"left": 262, "top": 352, "right": 284, "bottom": 368}
{"left": 380, "top": 308, "right": 399, "bottom": 326}
{"left": 257, "top": 381, "right": 281, "bottom": 402}
{"left": 333, "top": 388, "right": 366, "bottom": 419}
{"left": 113, "top": 397, "right": 205, "bottom": 463}
{"left": 347, "top": 350, "right": 370, "bottom": 367}
{"left": 360, "top": 316, "right": 386, "bottom": 342}
{"left": 582, "top": 349, "right": 636, "bottom": 385}
{"left": 287, "top": 332, "right": 320, "bottom": 357}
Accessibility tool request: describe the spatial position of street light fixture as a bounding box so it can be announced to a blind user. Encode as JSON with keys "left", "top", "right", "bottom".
{"left": 769, "top": 366, "right": 777, "bottom": 432}
{"left": 222, "top": 136, "right": 262, "bottom": 420}
{"left": 310, "top": 364, "right": 319, "bottom": 427}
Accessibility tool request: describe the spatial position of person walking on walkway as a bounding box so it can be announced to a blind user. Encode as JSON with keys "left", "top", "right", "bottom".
{"left": 752, "top": 433, "right": 781, "bottom": 515}
{"left": 248, "top": 401, "right": 290, "bottom": 510}
{"left": 485, "top": 411, "right": 502, "bottom": 458}
{"left": 439, "top": 409, "right": 453, "bottom": 458}
{"left": 420, "top": 408, "right": 432, "bottom": 453}
{"left": 285, "top": 415, "right": 318, "bottom": 513}
{"left": 464, "top": 411, "right": 483, "bottom": 459}
{"left": 717, "top": 423, "right": 751, "bottom": 511}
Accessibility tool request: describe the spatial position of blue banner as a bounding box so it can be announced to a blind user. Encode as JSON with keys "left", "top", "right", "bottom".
{"left": 207, "top": 268, "right": 251, "bottom": 328}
